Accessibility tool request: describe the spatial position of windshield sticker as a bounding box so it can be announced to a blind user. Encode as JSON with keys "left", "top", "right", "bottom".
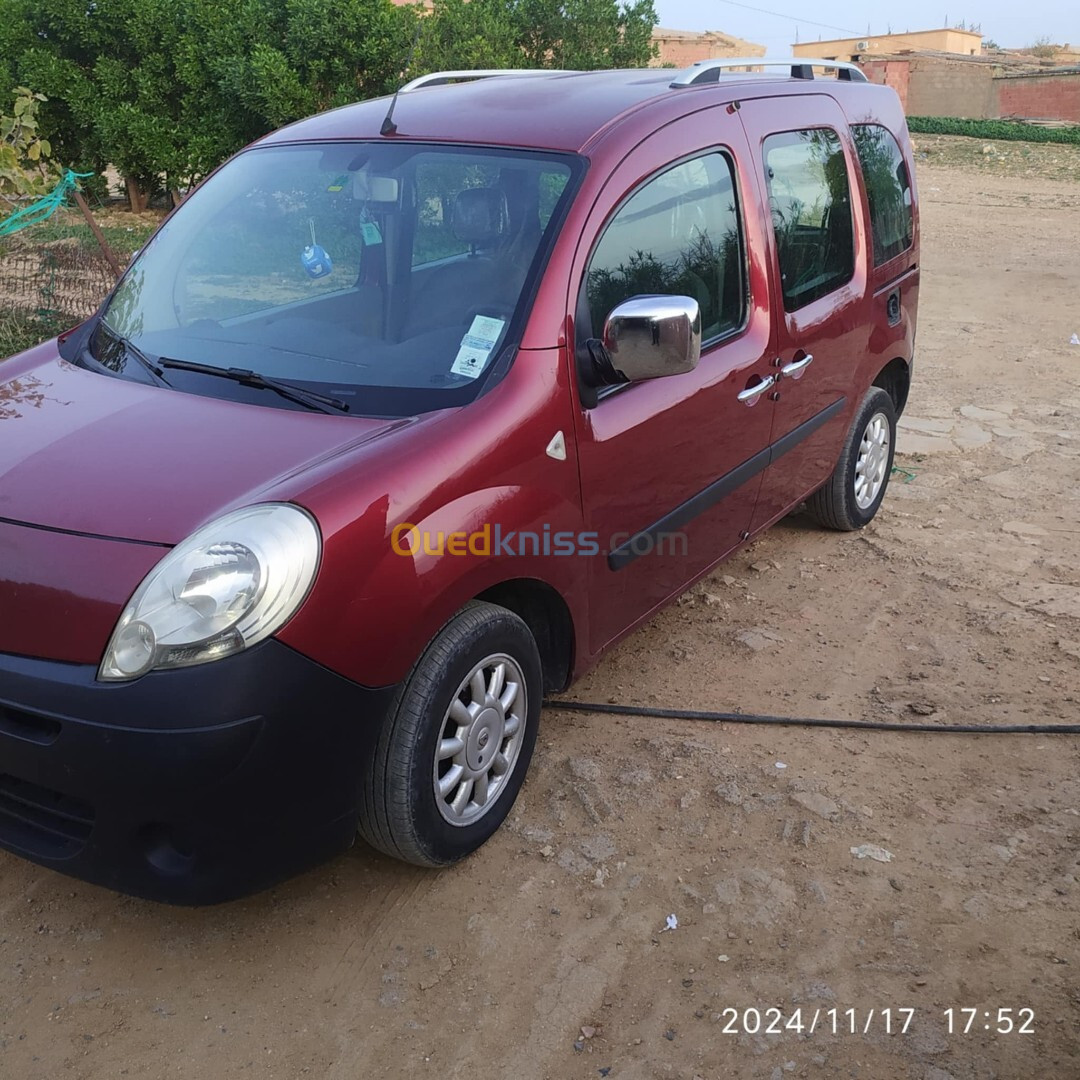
{"left": 450, "top": 315, "right": 506, "bottom": 380}
{"left": 360, "top": 221, "right": 383, "bottom": 246}
{"left": 326, "top": 174, "right": 350, "bottom": 193}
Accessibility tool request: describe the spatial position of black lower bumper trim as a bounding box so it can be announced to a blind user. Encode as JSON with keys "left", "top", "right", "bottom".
{"left": 0, "top": 641, "right": 398, "bottom": 904}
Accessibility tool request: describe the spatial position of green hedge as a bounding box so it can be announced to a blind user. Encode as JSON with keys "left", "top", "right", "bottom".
{"left": 907, "top": 116, "right": 1080, "bottom": 145}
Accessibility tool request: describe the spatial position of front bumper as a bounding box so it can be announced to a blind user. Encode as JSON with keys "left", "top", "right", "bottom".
{"left": 0, "top": 641, "right": 397, "bottom": 904}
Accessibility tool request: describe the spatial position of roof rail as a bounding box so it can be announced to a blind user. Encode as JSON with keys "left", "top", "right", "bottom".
{"left": 400, "top": 69, "right": 577, "bottom": 92}
{"left": 670, "top": 57, "right": 868, "bottom": 88}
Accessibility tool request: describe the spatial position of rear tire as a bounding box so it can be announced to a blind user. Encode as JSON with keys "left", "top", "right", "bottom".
{"left": 358, "top": 601, "right": 541, "bottom": 867}
{"left": 806, "top": 386, "right": 896, "bottom": 531}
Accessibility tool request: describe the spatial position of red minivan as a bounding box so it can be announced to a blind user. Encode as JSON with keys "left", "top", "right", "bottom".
{"left": 0, "top": 60, "right": 918, "bottom": 902}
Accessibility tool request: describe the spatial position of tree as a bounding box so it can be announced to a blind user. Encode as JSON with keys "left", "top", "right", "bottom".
{"left": 1029, "top": 36, "right": 1057, "bottom": 59}
{"left": 0, "top": 87, "right": 57, "bottom": 213}
{"left": 418, "top": 0, "right": 658, "bottom": 74}
{"left": 0, "top": 0, "right": 657, "bottom": 209}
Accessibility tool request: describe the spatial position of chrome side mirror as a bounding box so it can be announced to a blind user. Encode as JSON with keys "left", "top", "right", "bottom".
{"left": 602, "top": 295, "right": 701, "bottom": 383}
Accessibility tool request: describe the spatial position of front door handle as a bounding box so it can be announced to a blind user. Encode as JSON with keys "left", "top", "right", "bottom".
{"left": 780, "top": 353, "right": 813, "bottom": 379}
{"left": 737, "top": 375, "right": 776, "bottom": 403}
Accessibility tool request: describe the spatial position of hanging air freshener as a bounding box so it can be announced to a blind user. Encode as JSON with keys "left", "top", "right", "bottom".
{"left": 301, "top": 218, "right": 333, "bottom": 279}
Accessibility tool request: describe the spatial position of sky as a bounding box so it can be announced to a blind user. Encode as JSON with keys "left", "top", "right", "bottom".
{"left": 653, "top": 0, "right": 1080, "bottom": 57}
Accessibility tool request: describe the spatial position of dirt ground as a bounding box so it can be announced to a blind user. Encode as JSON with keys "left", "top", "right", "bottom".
{"left": 2, "top": 152, "right": 1079, "bottom": 1080}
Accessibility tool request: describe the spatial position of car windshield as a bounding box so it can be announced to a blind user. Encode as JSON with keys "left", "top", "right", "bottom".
{"left": 96, "top": 141, "right": 579, "bottom": 416}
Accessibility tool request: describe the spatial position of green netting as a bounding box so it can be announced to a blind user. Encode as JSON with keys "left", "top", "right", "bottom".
{"left": 0, "top": 170, "right": 94, "bottom": 239}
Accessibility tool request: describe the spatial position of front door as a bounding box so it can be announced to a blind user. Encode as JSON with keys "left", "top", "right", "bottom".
{"left": 737, "top": 95, "right": 873, "bottom": 530}
{"left": 569, "top": 115, "right": 779, "bottom": 653}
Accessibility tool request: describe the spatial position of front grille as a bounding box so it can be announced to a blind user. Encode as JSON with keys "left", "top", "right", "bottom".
{"left": 0, "top": 774, "right": 95, "bottom": 858}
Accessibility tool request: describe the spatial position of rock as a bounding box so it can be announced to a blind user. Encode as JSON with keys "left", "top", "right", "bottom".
{"left": 1002, "top": 583, "right": 1080, "bottom": 620}
{"left": 581, "top": 1025, "right": 597, "bottom": 1039}
{"left": 952, "top": 422, "right": 992, "bottom": 450}
{"left": 897, "top": 432, "right": 954, "bottom": 455}
{"left": 850, "top": 844, "right": 893, "bottom": 863}
{"left": 715, "top": 780, "right": 743, "bottom": 806}
{"left": 557, "top": 848, "right": 590, "bottom": 874}
{"left": 1058, "top": 639, "right": 1080, "bottom": 661}
{"left": 960, "top": 404, "right": 1010, "bottom": 422}
{"left": 980, "top": 468, "right": 1025, "bottom": 498}
{"left": 539, "top": 845, "right": 554, "bottom": 858}
{"left": 736, "top": 628, "right": 785, "bottom": 651}
{"left": 899, "top": 416, "right": 954, "bottom": 434}
{"left": 791, "top": 792, "right": 839, "bottom": 820}
{"left": 568, "top": 757, "right": 601, "bottom": 782}
{"left": 908, "top": 701, "right": 937, "bottom": 716}
{"left": 580, "top": 834, "right": 617, "bottom": 863}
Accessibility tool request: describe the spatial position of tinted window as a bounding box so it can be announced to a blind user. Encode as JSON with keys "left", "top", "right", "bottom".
{"left": 852, "top": 124, "right": 913, "bottom": 265}
{"left": 584, "top": 152, "right": 745, "bottom": 343}
{"left": 764, "top": 129, "right": 854, "bottom": 311}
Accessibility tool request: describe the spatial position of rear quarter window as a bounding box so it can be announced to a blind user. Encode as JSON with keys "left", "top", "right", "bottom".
{"left": 763, "top": 129, "right": 855, "bottom": 311}
{"left": 851, "top": 124, "right": 913, "bottom": 266}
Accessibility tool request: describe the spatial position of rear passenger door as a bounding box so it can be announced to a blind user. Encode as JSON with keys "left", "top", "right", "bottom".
{"left": 737, "top": 95, "right": 873, "bottom": 531}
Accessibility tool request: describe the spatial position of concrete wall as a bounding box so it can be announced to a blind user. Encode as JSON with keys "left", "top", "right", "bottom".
{"left": 994, "top": 71, "right": 1080, "bottom": 123}
{"left": 862, "top": 56, "right": 1080, "bottom": 122}
{"left": 861, "top": 60, "right": 912, "bottom": 109}
{"left": 651, "top": 30, "right": 765, "bottom": 68}
{"left": 904, "top": 57, "right": 995, "bottom": 118}
{"left": 794, "top": 28, "right": 982, "bottom": 61}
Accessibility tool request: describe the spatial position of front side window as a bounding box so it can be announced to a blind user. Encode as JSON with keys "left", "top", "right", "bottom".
{"left": 583, "top": 152, "right": 746, "bottom": 344}
{"left": 764, "top": 129, "right": 854, "bottom": 311}
{"left": 852, "top": 124, "right": 913, "bottom": 265}
{"left": 97, "top": 142, "right": 579, "bottom": 416}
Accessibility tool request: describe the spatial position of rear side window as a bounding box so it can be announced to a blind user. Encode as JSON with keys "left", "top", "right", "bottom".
{"left": 584, "top": 152, "right": 745, "bottom": 343}
{"left": 764, "top": 129, "right": 854, "bottom": 311}
{"left": 852, "top": 124, "right": 913, "bottom": 265}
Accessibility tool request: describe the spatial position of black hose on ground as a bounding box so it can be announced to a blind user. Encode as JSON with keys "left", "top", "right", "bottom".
{"left": 543, "top": 699, "right": 1080, "bottom": 735}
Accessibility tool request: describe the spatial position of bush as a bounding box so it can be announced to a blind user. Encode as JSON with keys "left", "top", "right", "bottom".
{"left": 907, "top": 116, "right": 1080, "bottom": 145}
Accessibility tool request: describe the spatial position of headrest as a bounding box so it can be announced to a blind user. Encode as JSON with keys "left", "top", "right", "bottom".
{"left": 451, "top": 188, "right": 509, "bottom": 245}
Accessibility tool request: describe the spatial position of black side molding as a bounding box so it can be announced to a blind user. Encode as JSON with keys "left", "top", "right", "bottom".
{"left": 608, "top": 396, "right": 847, "bottom": 571}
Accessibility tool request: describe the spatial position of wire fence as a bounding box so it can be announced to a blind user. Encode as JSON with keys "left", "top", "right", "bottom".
{"left": 0, "top": 214, "right": 142, "bottom": 355}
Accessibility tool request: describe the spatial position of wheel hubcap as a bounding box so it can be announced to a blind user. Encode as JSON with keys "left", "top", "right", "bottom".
{"left": 854, "top": 411, "right": 891, "bottom": 510}
{"left": 434, "top": 653, "right": 527, "bottom": 827}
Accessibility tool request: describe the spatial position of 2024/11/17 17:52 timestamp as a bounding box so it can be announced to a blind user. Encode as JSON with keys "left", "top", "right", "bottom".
{"left": 945, "top": 1008, "right": 1035, "bottom": 1035}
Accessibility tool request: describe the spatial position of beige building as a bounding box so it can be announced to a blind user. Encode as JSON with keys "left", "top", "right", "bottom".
{"left": 651, "top": 28, "right": 765, "bottom": 68}
{"left": 793, "top": 28, "right": 983, "bottom": 63}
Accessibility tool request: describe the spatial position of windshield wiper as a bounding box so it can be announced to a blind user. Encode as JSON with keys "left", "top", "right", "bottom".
{"left": 158, "top": 359, "right": 350, "bottom": 414}
{"left": 94, "top": 325, "right": 173, "bottom": 387}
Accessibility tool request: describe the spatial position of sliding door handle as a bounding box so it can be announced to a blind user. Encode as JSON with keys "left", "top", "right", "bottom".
{"left": 780, "top": 353, "right": 813, "bottom": 379}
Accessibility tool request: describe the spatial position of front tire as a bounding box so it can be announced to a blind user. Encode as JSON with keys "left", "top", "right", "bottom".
{"left": 806, "top": 386, "right": 897, "bottom": 531}
{"left": 358, "top": 601, "right": 541, "bottom": 867}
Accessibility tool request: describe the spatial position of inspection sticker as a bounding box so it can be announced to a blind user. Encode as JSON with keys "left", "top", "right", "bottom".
{"left": 450, "top": 315, "right": 505, "bottom": 379}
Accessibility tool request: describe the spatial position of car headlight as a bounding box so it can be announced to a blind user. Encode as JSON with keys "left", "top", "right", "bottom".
{"left": 99, "top": 504, "right": 320, "bottom": 682}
